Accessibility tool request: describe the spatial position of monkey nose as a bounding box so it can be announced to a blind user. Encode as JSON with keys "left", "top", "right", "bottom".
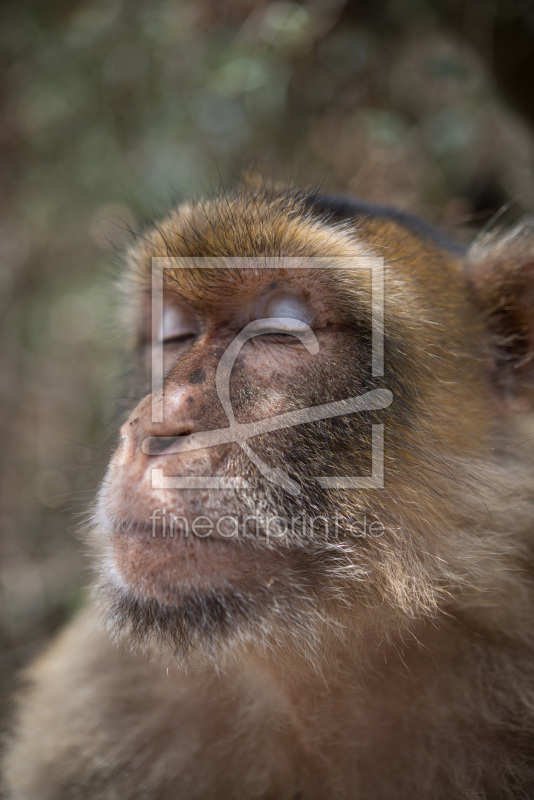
{"left": 119, "top": 386, "right": 209, "bottom": 459}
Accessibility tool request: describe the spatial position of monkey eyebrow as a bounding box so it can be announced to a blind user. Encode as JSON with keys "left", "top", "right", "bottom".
{"left": 142, "top": 388, "right": 393, "bottom": 456}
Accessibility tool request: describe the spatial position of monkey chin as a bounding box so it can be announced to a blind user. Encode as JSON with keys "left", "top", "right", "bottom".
{"left": 100, "top": 523, "right": 322, "bottom": 658}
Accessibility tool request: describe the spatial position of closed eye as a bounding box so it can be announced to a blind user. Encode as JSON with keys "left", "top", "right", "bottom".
{"left": 253, "top": 313, "right": 315, "bottom": 346}
{"left": 162, "top": 332, "right": 196, "bottom": 347}
{"left": 163, "top": 332, "right": 196, "bottom": 343}
{"left": 158, "top": 302, "right": 199, "bottom": 344}
{"left": 256, "top": 332, "right": 308, "bottom": 345}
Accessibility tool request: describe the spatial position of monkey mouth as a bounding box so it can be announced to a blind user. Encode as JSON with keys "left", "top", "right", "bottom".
{"left": 108, "top": 517, "right": 296, "bottom": 606}
{"left": 111, "top": 523, "right": 240, "bottom": 598}
{"left": 116, "top": 520, "right": 241, "bottom": 541}
{"left": 100, "top": 524, "right": 328, "bottom": 659}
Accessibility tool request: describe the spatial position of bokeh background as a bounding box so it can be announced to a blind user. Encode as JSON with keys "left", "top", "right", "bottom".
{"left": 1, "top": 0, "right": 534, "bottom": 739}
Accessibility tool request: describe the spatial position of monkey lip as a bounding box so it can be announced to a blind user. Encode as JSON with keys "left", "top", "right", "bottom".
{"left": 115, "top": 520, "right": 243, "bottom": 543}
{"left": 115, "top": 531, "right": 236, "bottom": 599}
{"left": 111, "top": 520, "right": 259, "bottom": 602}
{"left": 110, "top": 518, "right": 294, "bottom": 604}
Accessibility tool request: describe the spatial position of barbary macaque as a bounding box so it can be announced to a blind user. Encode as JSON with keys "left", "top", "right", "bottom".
{"left": 5, "top": 176, "right": 534, "bottom": 799}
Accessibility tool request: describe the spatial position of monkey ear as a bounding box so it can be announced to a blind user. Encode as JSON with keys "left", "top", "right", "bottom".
{"left": 467, "top": 220, "right": 534, "bottom": 414}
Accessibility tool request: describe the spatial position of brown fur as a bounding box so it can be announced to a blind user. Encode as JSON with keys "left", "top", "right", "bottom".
{"left": 4, "top": 179, "right": 534, "bottom": 799}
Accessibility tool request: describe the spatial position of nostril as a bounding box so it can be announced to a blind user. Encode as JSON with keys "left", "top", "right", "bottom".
{"left": 148, "top": 437, "right": 177, "bottom": 455}
{"left": 142, "top": 434, "right": 193, "bottom": 455}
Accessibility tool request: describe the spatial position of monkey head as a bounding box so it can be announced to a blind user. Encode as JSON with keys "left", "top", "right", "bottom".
{"left": 94, "top": 180, "right": 534, "bottom": 661}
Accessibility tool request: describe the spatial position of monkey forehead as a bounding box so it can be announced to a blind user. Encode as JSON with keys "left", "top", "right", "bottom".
{"left": 131, "top": 193, "right": 364, "bottom": 263}
{"left": 157, "top": 262, "right": 372, "bottom": 318}
{"left": 127, "top": 194, "right": 373, "bottom": 280}
{"left": 123, "top": 200, "right": 378, "bottom": 321}
{"left": 123, "top": 187, "right": 466, "bottom": 333}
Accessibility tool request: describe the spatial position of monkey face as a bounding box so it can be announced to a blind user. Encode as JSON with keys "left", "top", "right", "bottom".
{"left": 97, "top": 263, "right": 378, "bottom": 651}
{"left": 93, "top": 184, "right": 501, "bottom": 658}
